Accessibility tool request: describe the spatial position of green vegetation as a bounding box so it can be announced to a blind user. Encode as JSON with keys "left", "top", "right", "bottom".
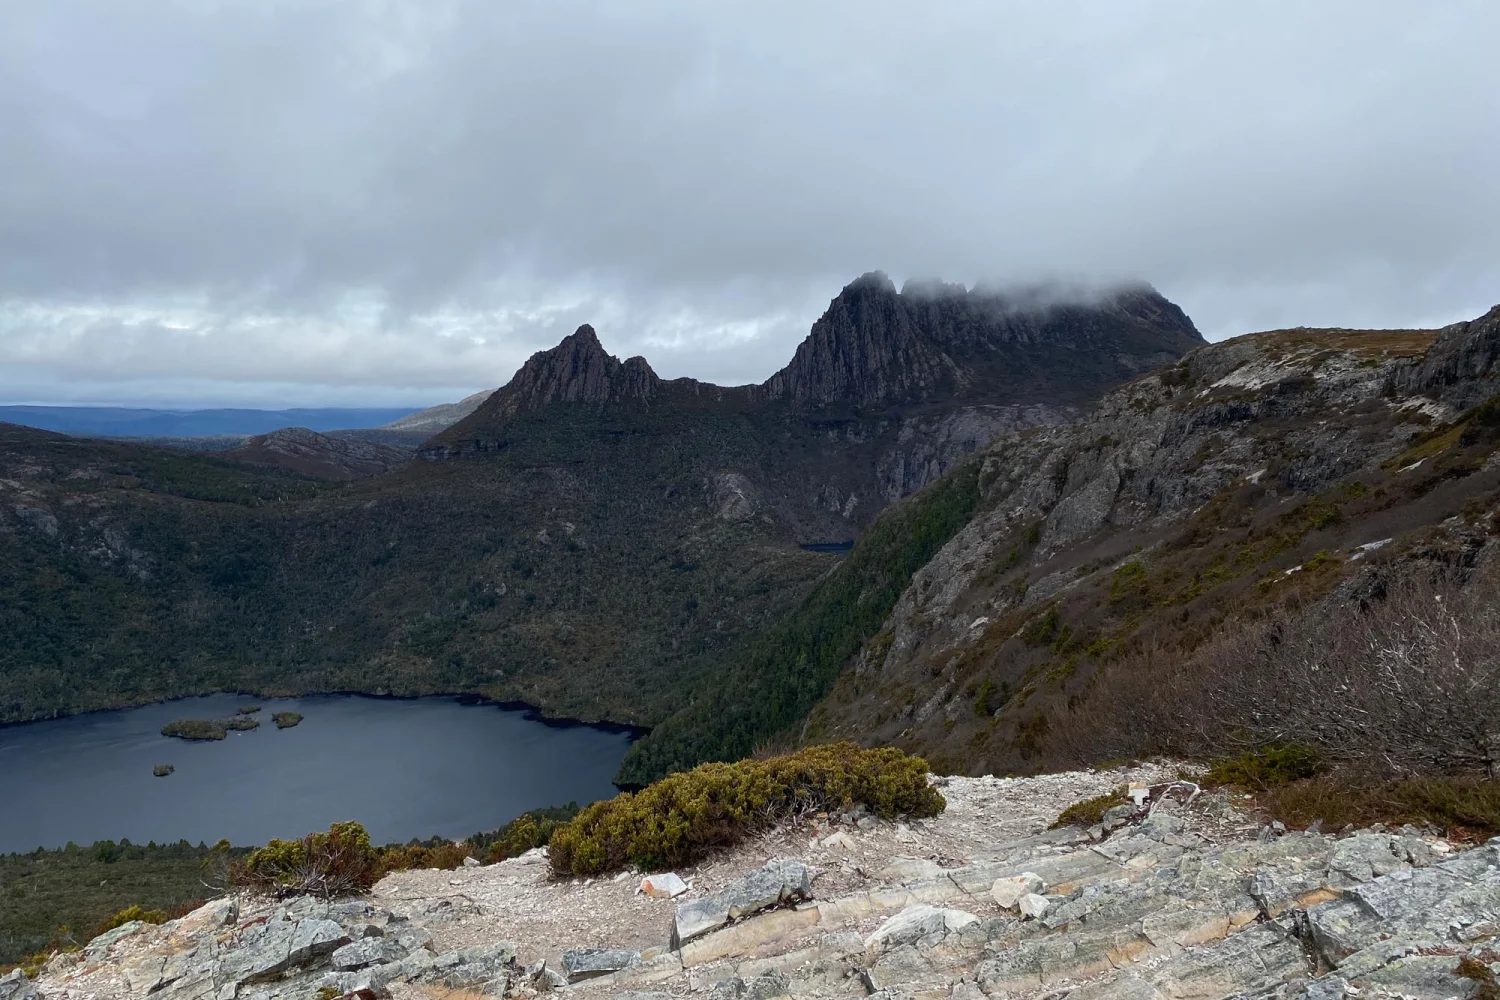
{"left": 0, "top": 802, "right": 589, "bottom": 966}
{"left": 161, "top": 716, "right": 259, "bottom": 740}
{"left": 152, "top": 764, "right": 174, "bottom": 777}
{"left": 160, "top": 720, "right": 228, "bottom": 741}
{"left": 272, "top": 711, "right": 303, "bottom": 729}
{"left": 972, "top": 676, "right": 999, "bottom": 717}
{"left": 1050, "top": 786, "right": 1128, "bottom": 829}
{"left": 551, "top": 743, "right": 943, "bottom": 877}
{"left": 0, "top": 418, "right": 827, "bottom": 742}
{"left": 1203, "top": 745, "right": 1326, "bottom": 790}
{"left": 233, "top": 821, "right": 380, "bottom": 898}
{"left": 99, "top": 904, "right": 168, "bottom": 931}
{"left": 473, "top": 804, "right": 579, "bottom": 863}
{"left": 0, "top": 839, "right": 242, "bottom": 965}
{"left": 618, "top": 460, "right": 983, "bottom": 784}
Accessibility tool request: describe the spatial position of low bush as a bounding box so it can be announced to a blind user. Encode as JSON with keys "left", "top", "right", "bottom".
{"left": 1049, "top": 786, "right": 1127, "bottom": 829}
{"left": 231, "top": 821, "right": 380, "bottom": 898}
{"left": 374, "top": 840, "right": 468, "bottom": 876}
{"left": 477, "top": 805, "right": 580, "bottom": 863}
{"left": 1204, "top": 745, "right": 1325, "bottom": 790}
{"left": 549, "top": 742, "right": 944, "bottom": 877}
{"left": 98, "top": 905, "right": 167, "bottom": 932}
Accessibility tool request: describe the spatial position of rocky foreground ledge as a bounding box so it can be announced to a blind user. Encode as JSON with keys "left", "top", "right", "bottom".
{"left": 22, "top": 765, "right": 1500, "bottom": 1000}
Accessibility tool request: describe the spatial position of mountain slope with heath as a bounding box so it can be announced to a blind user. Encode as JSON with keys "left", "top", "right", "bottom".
{"left": 795, "top": 307, "right": 1500, "bottom": 776}
{"left": 0, "top": 275, "right": 1200, "bottom": 737}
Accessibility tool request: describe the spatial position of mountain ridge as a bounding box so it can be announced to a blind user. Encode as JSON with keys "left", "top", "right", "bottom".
{"left": 430, "top": 275, "right": 1203, "bottom": 458}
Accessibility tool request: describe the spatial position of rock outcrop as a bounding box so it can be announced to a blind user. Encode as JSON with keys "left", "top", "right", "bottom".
{"left": 483, "top": 325, "right": 663, "bottom": 419}
{"left": 32, "top": 768, "right": 1500, "bottom": 1000}
{"left": 224, "top": 427, "right": 413, "bottom": 480}
{"left": 763, "top": 273, "right": 1203, "bottom": 410}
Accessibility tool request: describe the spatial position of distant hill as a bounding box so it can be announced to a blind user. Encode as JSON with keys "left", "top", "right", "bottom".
{"left": 0, "top": 406, "right": 423, "bottom": 439}
{"left": 223, "top": 427, "right": 415, "bottom": 480}
{"left": 382, "top": 391, "right": 493, "bottom": 432}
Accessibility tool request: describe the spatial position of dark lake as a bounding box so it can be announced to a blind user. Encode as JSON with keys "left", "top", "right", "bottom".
{"left": 0, "top": 694, "right": 634, "bottom": 854}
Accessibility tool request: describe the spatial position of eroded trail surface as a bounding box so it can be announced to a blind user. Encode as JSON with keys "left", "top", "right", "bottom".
{"left": 29, "top": 764, "right": 1500, "bottom": 1000}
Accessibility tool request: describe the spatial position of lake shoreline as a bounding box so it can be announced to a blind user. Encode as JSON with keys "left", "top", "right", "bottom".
{"left": 0, "top": 693, "right": 637, "bottom": 855}
{"left": 0, "top": 687, "right": 650, "bottom": 741}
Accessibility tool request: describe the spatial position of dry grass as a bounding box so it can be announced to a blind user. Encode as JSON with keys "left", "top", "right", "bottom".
{"left": 1247, "top": 327, "right": 1438, "bottom": 358}
{"left": 1254, "top": 775, "right": 1500, "bottom": 840}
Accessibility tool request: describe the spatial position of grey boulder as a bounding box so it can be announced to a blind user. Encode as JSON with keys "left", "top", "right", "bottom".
{"left": 560, "top": 946, "right": 641, "bottom": 982}
{"left": 673, "top": 859, "right": 811, "bottom": 946}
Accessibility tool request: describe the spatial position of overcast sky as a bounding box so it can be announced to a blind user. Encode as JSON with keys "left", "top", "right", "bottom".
{"left": 2, "top": 1, "right": 1498, "bottom": 408}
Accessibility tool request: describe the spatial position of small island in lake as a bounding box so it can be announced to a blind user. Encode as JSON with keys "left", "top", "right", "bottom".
{"left": 161, "top": 716, "right": 262, "bottom": 741}
{"left": 273, "top": 711, "right": 303, "bottom": 729}
{"left": 152, "top": 764, "right": 174, "bottom": 777}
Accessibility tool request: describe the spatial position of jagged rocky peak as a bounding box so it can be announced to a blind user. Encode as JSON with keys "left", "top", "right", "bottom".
{"left": 763, "top": 271, "right": 1204, "bottom": 410}
{"left": 1401, "top": 302, "right": 1500, "bottom": 408}
{"left": 490, "top": 324, "right": 660, "bottom": 416}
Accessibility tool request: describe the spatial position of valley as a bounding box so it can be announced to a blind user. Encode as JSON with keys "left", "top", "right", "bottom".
{"left": 0, "top": 275, "right": 1203, "bottom": 760}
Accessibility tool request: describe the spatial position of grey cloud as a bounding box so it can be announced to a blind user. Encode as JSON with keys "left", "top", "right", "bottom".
{"left": 1, "top": 1, "right": 1497, "bottom": 405}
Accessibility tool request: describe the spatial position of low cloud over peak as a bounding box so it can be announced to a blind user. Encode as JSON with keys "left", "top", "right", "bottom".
{"left": 2, "top": 2, "right": 1497, "bottom": 406}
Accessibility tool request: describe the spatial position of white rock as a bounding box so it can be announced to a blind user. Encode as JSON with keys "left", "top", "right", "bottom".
{"left": 1018, "top": 893, "right": 1050, "bottom": 920}
{"left": 990, "top": 872, "right": 1045, "bottom": 909}
{"left": 640, "top": 872, "right": 689, "bottom": 899}
{"left": 864, "top": 904, "right": 979, "bottom": 952}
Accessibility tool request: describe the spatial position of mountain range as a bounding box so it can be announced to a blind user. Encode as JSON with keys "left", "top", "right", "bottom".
{"left": 4, "top": 272, "right": 1495, "bottom": 788}
{"left": 0, "top": 406, "right": 424, "bottom": 439}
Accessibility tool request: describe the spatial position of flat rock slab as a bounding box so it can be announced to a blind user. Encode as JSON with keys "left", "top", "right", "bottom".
{"left": 561, "top": 947, "right": 641, "bottom": 982}
{"left": 865, "top": 904, "right": 978, "bottom": 953}
{"left": 674, "top": 859, "right": 811, "bottom": 946}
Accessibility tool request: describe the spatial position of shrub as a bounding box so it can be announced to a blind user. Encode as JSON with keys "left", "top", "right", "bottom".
{"left": 231, "top": 821, "right": 380, "bottom": 898}
{"left": 375, "top": 840, "right": 469, "bottom": 877}
{"left": 1457, "top": 954, "right": 1500, "bottom": 1000}
{"left": 549, "top": 743, "right": 943, "bottom": 877}
{"left": 98, "top": 905, "right": 167, "bottom": 932}
{"left": 480, "top": 806, "right": 579, "bottom": 863}
{"left": 1050, "top": 786, "right": 1128, "bottom": 829}
{"left": 1204, "top": 745, "right": 1325, "bottom": 790}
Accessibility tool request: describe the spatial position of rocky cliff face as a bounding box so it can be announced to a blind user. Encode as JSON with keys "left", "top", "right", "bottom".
{"left": 28, "top": 766, "right": 1500, "bottom": 1000}
{"left": 808, "top": 307, "right": 1500, "bottom": 774}
{"left": 425, "top": 274, "right": 1203, "bottom": 535}
{"left": 485, "top": 325, "right": 663, "bottom": 418}
{"left": 762, "top": 273, "right": 1203, "bottom": 410}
